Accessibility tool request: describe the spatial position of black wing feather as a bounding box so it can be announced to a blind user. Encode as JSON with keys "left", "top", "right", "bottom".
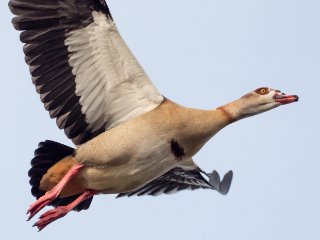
{"left": 9, "top": 0, "right": 112, "bottom": 144}
{"left": 117, "top": 168, "right": 234, "bottom": 198}
{"left": 117, "top": 168, "right": 220, "bottom": 198}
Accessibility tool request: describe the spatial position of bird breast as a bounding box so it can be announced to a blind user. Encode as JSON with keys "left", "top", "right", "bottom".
{"left": 74, "top": 99, "right": 228, "bottom": 193}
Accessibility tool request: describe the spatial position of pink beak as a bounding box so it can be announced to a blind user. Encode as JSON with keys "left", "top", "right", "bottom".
{"left": 274, "top": 90, "right": 299, "bottom": 105}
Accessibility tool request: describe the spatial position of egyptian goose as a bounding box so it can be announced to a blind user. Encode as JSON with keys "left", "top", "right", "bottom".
{"left": 9, "top": 0, "right": 299, "bottom": 231}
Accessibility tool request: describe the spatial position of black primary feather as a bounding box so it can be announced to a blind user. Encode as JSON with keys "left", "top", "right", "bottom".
{"left": 8, "top": 0, "right": 111, "bottom": 144}
{"left": 117, "top": 168, "right": 233, "bottom": 198}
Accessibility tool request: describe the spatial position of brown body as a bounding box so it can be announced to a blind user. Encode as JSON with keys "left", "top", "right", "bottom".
{"left": 40, "top": 99, "right": 231, "bottom": 197}
{"left": 39, "top": 88, "right": 298, "bottom": 199}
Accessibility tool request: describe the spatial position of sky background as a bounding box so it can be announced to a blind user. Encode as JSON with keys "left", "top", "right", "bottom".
{"left": 1, "top": 0, "right": 319, "bottom": 239}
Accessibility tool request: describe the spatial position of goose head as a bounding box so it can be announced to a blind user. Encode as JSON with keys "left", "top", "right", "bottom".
{"left": 221, "top": 87, "right": 299, "bottom": 122}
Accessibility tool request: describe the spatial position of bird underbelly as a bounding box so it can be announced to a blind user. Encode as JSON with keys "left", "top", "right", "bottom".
{"left": 79, "top": 151, "right": 178, "bottom": 194}
{"left": 74, "top": 112, "right": 194, "bottom": 194}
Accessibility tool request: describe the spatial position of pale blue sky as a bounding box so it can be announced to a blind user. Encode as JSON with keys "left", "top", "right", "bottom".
{"left": 1, "top": 0, "right": 319, "bottom": 239}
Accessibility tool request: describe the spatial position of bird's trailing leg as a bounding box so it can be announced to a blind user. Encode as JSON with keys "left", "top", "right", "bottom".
{"left": 34, "top": 189, "right": 97, "bottom": 231}
{"left": 27, "top": 164, "right": 84, "bottom": 221}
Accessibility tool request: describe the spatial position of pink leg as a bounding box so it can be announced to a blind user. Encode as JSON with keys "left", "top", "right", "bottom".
{"left": 33, "top": 189, "right": 97, "bottom": 231}
{"left": 27, "top": 164, "right": 84, "bottom": 221}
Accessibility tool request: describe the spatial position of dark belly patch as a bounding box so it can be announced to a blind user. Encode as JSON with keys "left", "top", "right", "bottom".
{"left": 170, "top": 139, "right": 185, "bottom": 161}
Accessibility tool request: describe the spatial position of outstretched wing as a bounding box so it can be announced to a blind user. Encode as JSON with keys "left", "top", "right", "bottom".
{"left": 9, "top": 0, "right": 164, "bottom": 144}
{"left": 117, "top": 167, "right": 233, "bottom": 198}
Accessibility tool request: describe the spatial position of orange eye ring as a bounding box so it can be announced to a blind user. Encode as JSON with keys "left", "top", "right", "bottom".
{"left": 255, "top": 87, "right": 269, "bottom": 95}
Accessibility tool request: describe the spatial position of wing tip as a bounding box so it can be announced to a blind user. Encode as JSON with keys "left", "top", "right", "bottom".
{"left": 219, "top": 170, "right": 234, "bottom": 195}
{"left": 209, "top": 170, "right": 233, "bottom": 195}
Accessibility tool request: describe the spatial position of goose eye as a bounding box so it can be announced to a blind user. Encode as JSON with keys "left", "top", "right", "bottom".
{"left": 256, "top": 88, "right": 269, "bottom": 95}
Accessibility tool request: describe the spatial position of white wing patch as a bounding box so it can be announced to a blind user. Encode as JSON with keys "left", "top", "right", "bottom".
{"left": 65, "top": 11, "right": 163, "bottom": 132}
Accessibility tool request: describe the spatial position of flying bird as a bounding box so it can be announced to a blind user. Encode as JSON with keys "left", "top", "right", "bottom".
{"left": 9, "top": 0, "right": 299, "bottom": 231}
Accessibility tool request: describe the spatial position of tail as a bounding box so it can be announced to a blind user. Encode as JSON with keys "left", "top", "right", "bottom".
{"left": 28, "top": 140, "right": 93, "bottom": 211}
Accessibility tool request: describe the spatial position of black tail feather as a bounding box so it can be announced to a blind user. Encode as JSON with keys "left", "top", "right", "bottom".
{"left": 29, "top": 140, "right": 93, "bottom": 211}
